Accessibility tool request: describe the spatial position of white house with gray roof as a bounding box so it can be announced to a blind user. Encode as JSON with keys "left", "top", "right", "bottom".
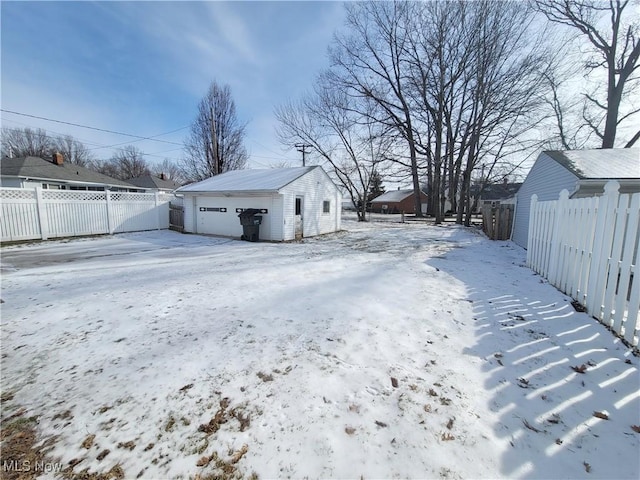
{"left": 127, "top": 173, "right": 181, "bottom": 192}
{"left": 1, "top": 154, "right": 142, "bottom": 191}
{"left": 512, "top": 148, "right": 640, "bottom": 248}
{"left": 176, "top": 166, "right": 341, "bottom": 241}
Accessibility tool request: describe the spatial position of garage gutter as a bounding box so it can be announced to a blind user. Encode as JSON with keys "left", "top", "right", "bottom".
{"left": 572, "top": 178, "right": 640, "bottom": 198}
{"left": 180, "top": 189, "right": 281, "bottom": 197}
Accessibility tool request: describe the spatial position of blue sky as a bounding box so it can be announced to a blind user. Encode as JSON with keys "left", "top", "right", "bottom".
{"left": 1, "top": 1, "right": 345, "bottom": 169}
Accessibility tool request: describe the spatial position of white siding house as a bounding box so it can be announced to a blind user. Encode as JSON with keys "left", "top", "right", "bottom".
{"left": 176, "top": 166, "right": 341, "bottom": 241}
{"left": 512, "top": 148, "right": 640, "bottom": 248}
{"left": 1, "top": 155, "right": 142, "bottom": 191}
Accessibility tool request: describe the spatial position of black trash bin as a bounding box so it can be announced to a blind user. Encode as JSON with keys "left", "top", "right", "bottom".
{"left": 238, "top": 209, "right": 263, "bottom": 242}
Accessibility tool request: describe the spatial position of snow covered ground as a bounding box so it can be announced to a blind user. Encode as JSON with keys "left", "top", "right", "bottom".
{"left": 1, "top": 215, "right": 638, "bottom": 479}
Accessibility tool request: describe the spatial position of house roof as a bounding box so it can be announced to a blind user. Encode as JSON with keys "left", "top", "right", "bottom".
{"left": 176, "top": 166, "right": 317, "bottom": 193}
{"left": 128, "top": 174, "right": 181, "bottom": 190}
{"left": 544, "top": 148, "right": 640, "bottom": 179}
{"left": 471, "top": 182, "right": 522, "bottom": 200}
{"left": 1, "top": 156, "right": 137, "bottom": 188}
{"left": 371, "top": 189, "right": 418, "bottom": 203}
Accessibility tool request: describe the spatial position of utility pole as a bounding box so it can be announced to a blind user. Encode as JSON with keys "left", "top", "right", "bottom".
{"left": 295, "top": 143, "right": 312, "bottom": 167}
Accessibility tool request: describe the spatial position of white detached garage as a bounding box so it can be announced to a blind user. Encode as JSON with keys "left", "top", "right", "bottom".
{"left": 176, "top": 166, "right": 342, "bottom": 241}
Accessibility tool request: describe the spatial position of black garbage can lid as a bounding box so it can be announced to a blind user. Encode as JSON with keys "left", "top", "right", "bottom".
{"left": 238, "top": 208, "right": 262, "bottom": 218}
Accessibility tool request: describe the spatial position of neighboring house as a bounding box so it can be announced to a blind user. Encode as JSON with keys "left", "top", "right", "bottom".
{"left": 512, "top": 148, "right": 640, "bottom": 248}
{"left": 176, "top": 166, "right": 341, "bottom": 241}
{"left": 341, "top": 198, "right": 357, "bottom": 211}
{"left": 471, "top": 181, "right": 522, "bottom": 211}
{"left": 128, "top": 173, "right": 181, "bottom": 192}
{"left": 370, "top": 189, "right": 429, "bottom": 214}
{"left": 1, "top": 154, "right": 143, "bottom": 192}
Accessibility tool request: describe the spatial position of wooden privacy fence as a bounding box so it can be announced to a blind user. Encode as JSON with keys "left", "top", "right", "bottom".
{"left": 1, "top": 188, "right": 173, "bottom": 242}
{"left": 169, "top": 203, "right": 184, "bottom": 232}
{"left": 482, "top": 204, "right": 514, "bottom": 240}
{"left": 527, "top": 181, "right": 640, "bottom": 347}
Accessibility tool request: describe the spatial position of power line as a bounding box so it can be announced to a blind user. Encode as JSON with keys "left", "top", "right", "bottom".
{"left": 251, "top": 139, "right": 286, "bottom": 158}
{"left": 249, "top": 153, "right": 299, "bottom": 161}
{"left": 1, "top": 109, "right": 184, "bottom": 146}
{"left": 144, "top": 147, "right": 184, "bottom": 157}
{"left": 1, "top": 122, "right": 183, "bottom": 162}
{"left": 86, "top": 125, "right": 188, "bottom": 151}
{"left": 1, "top": 117, "right": 112, "bottom": 150}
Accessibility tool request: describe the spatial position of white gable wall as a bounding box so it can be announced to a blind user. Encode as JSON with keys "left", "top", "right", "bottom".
{"left": 280, "top": 167, "right": 341, "bottom": 241}
{"left": 512, "top": 153, "right": 579, "bottom": 248}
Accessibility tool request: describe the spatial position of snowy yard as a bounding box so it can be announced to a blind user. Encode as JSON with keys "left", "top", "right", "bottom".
{"left": 1, "top": 216, "right": 638, "bottom": 479}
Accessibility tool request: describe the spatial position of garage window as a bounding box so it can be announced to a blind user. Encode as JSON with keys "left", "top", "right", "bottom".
{"left": 199, "top": 207, "right": 227, "bottom": 212}
{"left": 323, "top": 200, "right": 330, "bottom": 214}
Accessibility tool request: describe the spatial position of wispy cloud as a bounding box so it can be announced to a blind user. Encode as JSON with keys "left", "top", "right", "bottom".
{"left": 206, "top": 2, "right": 260, "bottom": 67}
{"left": 1, "top": 1, "right": 345, "bottom": 167}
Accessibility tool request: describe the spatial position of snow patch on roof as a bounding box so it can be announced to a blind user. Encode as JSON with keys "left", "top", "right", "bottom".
{"left": 371, "top": 189, "right": 415, "bottom": 203}
{"left": 544, "top": 148, "right": 639, "bottom": 179}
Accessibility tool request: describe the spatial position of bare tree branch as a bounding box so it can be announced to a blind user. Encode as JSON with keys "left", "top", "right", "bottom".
{"left": 534, "top": 0, "right": 640, "bottom": 147}
{"left": 624, "top": 129, "right": 640, "bottom": 147}
{"left": 97, "top": 145, "right": 150, "bottom": 180}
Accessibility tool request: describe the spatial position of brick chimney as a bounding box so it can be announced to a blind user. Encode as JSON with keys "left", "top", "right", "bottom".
{"left": 159, "top": 173, "right": 166, "bottom": 180}
{"left": 52, "top": 152, "right": 64, "bottom": 165}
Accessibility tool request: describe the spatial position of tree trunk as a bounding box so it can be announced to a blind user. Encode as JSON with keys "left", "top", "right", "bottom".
{"left": 602, "top": 71, "right": 622, "bottom": 148}
{"left": 410, "top": 144, "right": 423, "bottom": 217}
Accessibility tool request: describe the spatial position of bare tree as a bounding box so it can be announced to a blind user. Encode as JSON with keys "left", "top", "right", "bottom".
{"left": 53, "top": 134, "right": 94, "bottom": 167}
{"left": 269, "top": 160, "right": 294, "bottom": 169}
{"left": 276, "top": 79, "right": 391, "bottom": 222}
{"left": 153, "top": 158, "right": 184, "bottom": 184}
{"left": 534, "top": 0, "right": 640, "bottom": 148}
{"left": 405, "top": 0, "right": 471, "bottom": 222}
{"left": 97, "top": 145, "right": 150, "bottom": 180}
{"left": 460, "top": 1, "right": 550, "bottom": 225}
{"left": 327, "top": 1, "right": 425, "bottom": 217}
{"left": 400, "top": 0, "right": 549, "bottom": 225}
{"left": 1, "top": 127, "right": 100, "bottom": 167}
{"left": 1, "top": 127, "right": 53, "bottom": 158}
{"left": 181, "top": 80, "right": 248, "bottom": 182}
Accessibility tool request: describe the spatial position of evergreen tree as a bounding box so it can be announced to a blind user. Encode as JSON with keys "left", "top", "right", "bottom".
{"left": 367, "top": 171, "right": 385, "bottom": 202}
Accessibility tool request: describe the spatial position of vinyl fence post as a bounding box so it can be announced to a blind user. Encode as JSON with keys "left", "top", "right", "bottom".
{"left": 155, "top": 191, "right": 161, "bottom": 230}
{"left": 34, "top": 187, "right": 49, "bottom": 240}
{"left": 106, "top": 190, "right": 114, "bottom": 234}
{"left": 586, "top": 180, "right": 620, "bottom": 316}
{"left": 527, "top": 194, "right": 538, "bottom": 268}
{"left": 548, "top": 189, "right": 569, "bottom": 285}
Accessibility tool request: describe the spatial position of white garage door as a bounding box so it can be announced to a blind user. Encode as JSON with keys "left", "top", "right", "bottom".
{"left": 196, "top": 196, "right": 273, "bottom": 239}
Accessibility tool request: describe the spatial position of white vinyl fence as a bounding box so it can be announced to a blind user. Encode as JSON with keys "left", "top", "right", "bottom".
{"left": 1, "top": 188, "right": 173, "bottom": 242}
{"left": 527, "top": 181, "right": 640, "bottom": 347}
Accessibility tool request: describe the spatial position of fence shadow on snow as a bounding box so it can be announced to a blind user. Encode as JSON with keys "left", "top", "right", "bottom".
{"left": 427, "top": 241, "right": 639, "bottom": 479}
